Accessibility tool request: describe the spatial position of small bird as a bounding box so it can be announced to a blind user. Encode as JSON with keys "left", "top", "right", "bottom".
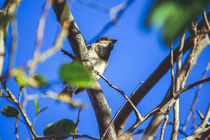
{"left": 58, "top": 37, "right": 117, "bottom": 104}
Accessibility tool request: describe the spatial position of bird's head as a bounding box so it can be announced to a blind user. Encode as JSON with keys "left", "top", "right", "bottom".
{"left": 94, "top": 37, "right": 117, "bottom": 60}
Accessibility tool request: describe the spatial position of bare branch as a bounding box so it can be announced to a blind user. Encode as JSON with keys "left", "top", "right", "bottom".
{"left": 183, "top": 63, "right": 210, "bottom": 131}
{"left": 28, "top": 23, "right": 68, "bottom": 71}
{"left": 2, "top": 81, "right": 37, "bottom": 139}
{"left": 120, "top": 77, "right": 210, "bottom": 136}
{"left": 160, "top": 101, "right": 174, "bottom": 140}
{"left": 15, "top": 115, "right": 19, "bottom": 140}
{"left": 170, "top": 43, "right": 175, "bottom": 95}
{"left": 183, "top": 105, "right": 210, "bottom": 140}
{"left": 170, "top": 42, "right": 179, "bottom": 140}
{"left": 96, "top": 72, "right": 142, "bottom": 140}
{"left": 114, "top": 13, "right": 210, "bottom": 135}
{"left": 73, "top": 107, "right": 83, "bottom": 140}
{"left": 202, "top": 11, "right": 210, "bottom": 31}
{"left": 30, "top": 0, "right": 51, "bottom": 74}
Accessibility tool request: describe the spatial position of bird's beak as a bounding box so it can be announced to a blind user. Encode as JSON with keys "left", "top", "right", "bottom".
{"left": 112, "top": 39, "right": 117, "bottom": 44}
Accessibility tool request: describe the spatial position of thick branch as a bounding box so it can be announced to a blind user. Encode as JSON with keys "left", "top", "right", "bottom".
{"left": 52, "top": 0, "right": 117, "bottom": 139}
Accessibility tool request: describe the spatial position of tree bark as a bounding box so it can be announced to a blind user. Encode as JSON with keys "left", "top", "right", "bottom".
{"left": 52, "top": 1, "right": 117, "bottom": 139}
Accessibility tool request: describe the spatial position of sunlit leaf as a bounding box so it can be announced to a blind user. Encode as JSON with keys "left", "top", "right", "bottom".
{"left": 13, "top": 68, "right": 28, "bottom": 87}
{"left": 44, "top": 119, "right": 76, "bottom": 139}
{"left": 146, "top": 0, "right": 210, "bottom": 44}
{"left": 34, "top": 100, "right": 40, "bottom": 113}
{"left": 1, "top": 105, "right": 19, "bottom": 117}
{"left": 28, "top": 74, "right": 47, "bottom": 88}
{"left": 59, "top": 62, "right": 95, "bottom": 88}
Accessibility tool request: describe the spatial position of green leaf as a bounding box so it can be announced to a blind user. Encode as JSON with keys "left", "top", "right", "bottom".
{"left": 34, "top": 100, "right": 40, "bottom": 113}
{"left": 44, "top": 119, "right": 76, "bottom": 139}
{"left": 1, "top": 105, "right": 19, "bottom": 117}
{"left": 146, "top": 0, "right": 210, "bottom": 44}
{"left": 28, "top": 74, "right": 47, "bottom": 88}
{"left": 0, "top": 88, "right": 2, "bottom": 96}
{"left": 13, "top": 68, "right": 28, "bottom": 87}
{"left": 59, "top": 62, "right": 95, "bottom": 88}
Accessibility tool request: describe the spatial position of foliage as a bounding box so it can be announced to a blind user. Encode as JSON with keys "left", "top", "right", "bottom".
{"left": 59, "top": 62, "right": 95, "bottom": 88}
{"left": 146, "top": 0, "right": 210, "bottom": 44}
{"left": 1, "top": 105, "right": 19, "bottom": 117}
{"left": 44, "top": 119, "right": 76, "bottom": 139}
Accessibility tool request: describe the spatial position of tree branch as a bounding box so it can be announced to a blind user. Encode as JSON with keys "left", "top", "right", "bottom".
{"left": 0, "top": 0, "right": 20, "bottom": 77}
{"left": 51, "top": 0, "right": 117, "bottom": 139}
{"left": 114, "top": 12, "right": 210, "bottom": 135}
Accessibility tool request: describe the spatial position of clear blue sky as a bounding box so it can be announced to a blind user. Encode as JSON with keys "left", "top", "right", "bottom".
{"left": 0, "top": 0, "right": 209, "bottom": 139}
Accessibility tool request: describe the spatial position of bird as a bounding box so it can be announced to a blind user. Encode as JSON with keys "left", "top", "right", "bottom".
{"left": 57, "top": 37, "right": 117, "bottom": 104}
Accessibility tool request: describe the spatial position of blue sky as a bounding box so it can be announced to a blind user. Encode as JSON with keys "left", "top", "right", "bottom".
{"left": 0, "top": 0, "right": 209, "bottom": 139}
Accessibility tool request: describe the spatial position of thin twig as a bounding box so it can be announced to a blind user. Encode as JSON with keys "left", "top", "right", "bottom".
{"left": 15, "top": 115, "right": 19, "bottom": 140}
{"left": 100, "top": 95, "right": 129, "bottom": 140}
{"left": 170, "top": 42, "right": 180, "bottom": 140}
{"left": 202, "top": 11, "right": 210, "bottom": 31}
{"left": 30, "top": 0, "right": 51, "bottom": 74}
{"left": 18, "top": 87, "right": 23, "bottom": 103}
{"left": 170, "top": 43, "right": 175, "bottom": 96}
{"left": 171, "top": 99, "right": 179, "bottom": 140}
{"left": 183, "top": 63, "right": 210, "bottom": 131}
{"left": 132, "top": 81, "right": 144, "bottom": 95}
{"left": 167, "top": 122, "right": 189, "bottom": 137}
{"left": 96, "top": 71, "right": 142, "bottom": 120}
{"left": 197, "top": 110, "right": 204, "bottom": 120}
{"left": 61, "top": 48, "right": 75, "bottom": 59}
{"left": 160, "top": 101, "right": 174, "bottom": 140}
{"left": 73, "top": 107, "right": 83, "bottom": 140}
{"left": 175, "top": 31, "right": 186, "bottom": 91}
{"left": 196, "top": 110, "right": 210, "bottom": 126}
{"left": 88, "top": 0, "right": 134, "bottom": 43}
{"left": 121, "top": 77, "right": 210, "bottom": 134}
{"left": 183, "top": 105, "right": 210, "bottom": 140}
{"left": 96, "top": 71, "right": 142, "bottom": 140}
{"left": 77, "top": 0, "right": 109, "bottom": 13}
{"left": 192, "top": 111, "right": 196, "bottom": 130}
{"left": 9, "top": 21, "right": 18, "bottom": 70}
{"left": 2, "top": 81, "right": 37, "bottom": 139}
{"left": 28, "top": 23, "right": 69, "bottom": 70}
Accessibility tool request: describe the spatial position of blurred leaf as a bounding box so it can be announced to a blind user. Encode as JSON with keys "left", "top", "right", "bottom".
{"left": 146, "top": 0, "right": 210, "bottom": 44}
{"left": 44, "top": 119, "right": 76, "bottom": 139}
{"left": 34, "top": 100, "right": 40, "bottom": 114}
{"left": 28, "top": 74, "right": 47, "bottom": 88}
{"left": 1, "top": 106, "right": 19, "bottom": 117}
{"left": 25, "top": 138, "right": 29, "bottom": 140}
{"left": 59, "top": 62, "right": 95, "bottom": 88}
{"left": 0, "top": 88, "right": 2, "bottom": 96}
{"left": 13, "top": 68, "right": 28, "bottom": 87}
